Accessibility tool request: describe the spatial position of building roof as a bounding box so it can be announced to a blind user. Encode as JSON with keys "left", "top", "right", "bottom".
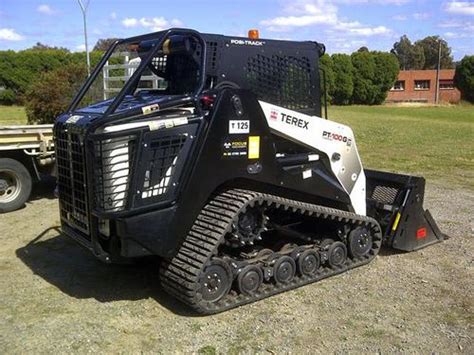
{"left": 397, "top": 69, "right": 455, "bottom": 80}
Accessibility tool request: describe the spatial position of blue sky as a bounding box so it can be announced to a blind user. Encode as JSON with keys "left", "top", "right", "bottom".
{"left": 0, "top": 0, "right": 473, "bottom": 59}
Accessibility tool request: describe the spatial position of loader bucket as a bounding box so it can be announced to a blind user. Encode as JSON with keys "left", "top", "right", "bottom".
{"left": 365, "top": 169, "right": 445, "bottom": 252}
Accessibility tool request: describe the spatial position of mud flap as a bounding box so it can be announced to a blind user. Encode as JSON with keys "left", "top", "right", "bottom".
{"left": 365, "top": 169, "right": 446, "bottom": 252}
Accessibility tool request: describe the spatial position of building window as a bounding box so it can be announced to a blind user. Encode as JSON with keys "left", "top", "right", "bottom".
{"left": 439, "top": 79, "right": 454, "bottom": 90}
{"left": 391, "top": 80, "right": 405, "bottom": 91}
{"left": 414, "top": 80, "right": 430, "bottom": 90}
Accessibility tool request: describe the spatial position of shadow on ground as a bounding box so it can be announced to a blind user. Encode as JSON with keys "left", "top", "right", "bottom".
{"left": 16, "top": 225, "right": 406, "bottom": 317}
{"left": 15, "top": 226, "right": 195, "bottom": 316}
{"left": 30, "top": 176, "right": 56, "bottom": 201}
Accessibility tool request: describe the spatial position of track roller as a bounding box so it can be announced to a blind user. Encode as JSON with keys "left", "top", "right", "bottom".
{"left": 273, "top": 255, "right": 296, "bottom": 284}
{"left": 236, "top": 264, "right": 263, "bottom": 295}
{"left": 327, "top": 241, "right": 347, "bottom": 267}
{"left": 297, "top": 249, "right": 321, "bottom": 276}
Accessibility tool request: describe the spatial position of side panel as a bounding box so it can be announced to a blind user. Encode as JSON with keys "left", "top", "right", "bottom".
{"left": 259, "top": 101, "right": 366, "bottom": 216}
{"left": 116, "top": 89, "right": 352, "bottom": 257}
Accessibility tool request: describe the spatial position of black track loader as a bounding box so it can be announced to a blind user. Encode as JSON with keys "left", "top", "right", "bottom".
{"left": 54, "top": 28, "right": 445, "bottom": 313}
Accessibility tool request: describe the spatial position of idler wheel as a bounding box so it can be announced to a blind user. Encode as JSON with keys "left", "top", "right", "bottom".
{"left": 237, "top": 265, "right": 263, "bottom": 295}
{"left": 348, "top": 227, "right": 372, "bottom": 258}
{"left": 199, "top": 259, "right": 232, "bottom": 302}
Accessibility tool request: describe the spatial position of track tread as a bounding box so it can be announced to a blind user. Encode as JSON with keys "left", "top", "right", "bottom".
{"left": 160, "top": 189, "right": 382, "bottom": 314}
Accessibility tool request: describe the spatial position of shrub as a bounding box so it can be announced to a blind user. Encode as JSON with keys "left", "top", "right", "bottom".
{"left": 454, "top": 55, "right": 474, "bottom": 103}
{"left": 319, "top": 54, "right": 334, "bottom": 104}
{"left": 25, "top": 64, "right": 88, "bottom": 124}
{"left": 0, "top": 88, "right": 16, "bottom": 105}
{"left": 331, "top": 54, "right": 354, "bottom": 105}
{"left": 0, "top": 49, "right": 103, "bottom": 105}
{"left": 351, "top": 51, "right": 399, "bottom": 104}
{"left": 351, "top": 51, "right": 377, "bottom": 104}
{"left": 372, "top": 52, "right": 400, "bottom": 104}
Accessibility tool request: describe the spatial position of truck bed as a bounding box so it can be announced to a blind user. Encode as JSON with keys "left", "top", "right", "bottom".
{"left": 0, "top": 125, "right": 54, "bottom": 150}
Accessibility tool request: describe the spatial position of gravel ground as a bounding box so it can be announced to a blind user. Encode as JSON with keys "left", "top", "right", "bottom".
{"left": 0, "top": 180, "right": 472, "bottom": 353}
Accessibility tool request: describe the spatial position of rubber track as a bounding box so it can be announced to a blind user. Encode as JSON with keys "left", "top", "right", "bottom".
{"left": 160, "top": 189, "right": 382, "bottom": 314}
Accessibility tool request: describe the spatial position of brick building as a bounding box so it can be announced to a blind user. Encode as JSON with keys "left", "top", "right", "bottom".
{"left": 385, "top": 69, "right": 461, "bottom": 104}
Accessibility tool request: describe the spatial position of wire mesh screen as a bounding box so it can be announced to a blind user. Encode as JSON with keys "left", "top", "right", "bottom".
{"left": 141, "top": 134, "right": 187, "bottom": 199}
{"left": 246, "top": 54, "right": 312, "bottom": 111}
{"left": 55, "top": 124, "right": 90, "bottom": 234}
{"left": 93, "top": 136, "right": 136, "bottom": 213}
{"left": 371, "top": 185, "right": 400, "bottom": 205}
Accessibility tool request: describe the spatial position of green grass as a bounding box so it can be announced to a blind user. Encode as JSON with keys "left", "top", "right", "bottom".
{"left": 329, "top": 105, "right": 474, "bottom": 189}
{"left": 0, "top": 105, "right": 27, "bottom": 125}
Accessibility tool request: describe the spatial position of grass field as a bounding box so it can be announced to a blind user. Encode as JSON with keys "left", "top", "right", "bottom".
{"left": 329, "top": 105, "right": 474, "bottom": 189}
{"left": 0, "top": 105, "right": 27, "bottom": 125}
{"left": 1, "top": 104, "right": 472, "bottom": 188}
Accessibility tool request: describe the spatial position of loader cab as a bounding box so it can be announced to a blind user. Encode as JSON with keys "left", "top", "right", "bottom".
{"left": 67, "top": 30, "right": 207, "bottom": 119}
{"left": 65, "top": 28, "right": 325, "bottom": 124}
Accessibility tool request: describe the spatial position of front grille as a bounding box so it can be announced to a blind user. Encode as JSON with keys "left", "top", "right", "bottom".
{"left": 55, "top": 124, "right": 90, "bottom": 235}
{"left": 93, "top": 136, "right": 135, "bottom": 212}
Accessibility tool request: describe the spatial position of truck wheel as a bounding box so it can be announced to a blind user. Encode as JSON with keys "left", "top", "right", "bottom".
{"left": 0, "top": 158, "right": 32, "bottom": 213}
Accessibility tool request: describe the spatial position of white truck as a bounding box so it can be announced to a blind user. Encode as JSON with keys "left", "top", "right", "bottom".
{"left": 0, "top": 125, "right": 55, "bottom": 212}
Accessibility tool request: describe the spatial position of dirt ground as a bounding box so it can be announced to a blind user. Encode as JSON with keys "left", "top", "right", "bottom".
{"left": 0, "top": 179, "right": 472, "bottom": 354}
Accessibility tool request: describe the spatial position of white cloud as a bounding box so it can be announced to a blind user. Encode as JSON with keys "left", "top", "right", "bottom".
{"left": 261, "top": 0, "right": 338, "bottom": 31}
{"left": 336, "top": 0, "right": 410, "bottom": 4}
{"left": 121, "top": 17, "right": 184, "bottom": 31}
{"left": 444, "top": 31, "right": 473, "bottom": 38}
{"left": 110, "top": 12, "right": 117, "bottom": 20}
{"left": 260, "top": 0, "right": 392, "bottom": 37}
{"left": 75, "top": 44, "right": 86, "bottom": 51}
{"left": 445, "top": 1, "right": 474, "bottom": 15}
{"left": 413, "top": 12, "right": 430, "bottom": 20}
{"left": 393, "top": 14, "right": 408, "bottom": 20}
{"left": 338, "top": 21, "right": 392, "bottom": 36}
{"left": 0, "top": 28, "right": 24, "bottom": 41}
{"left": 438, "top": 20, "right": 474, "bottom": 32}
{"left": 37, "top": 4, "right": 55, "bottom": 15}
{"left": 122, "top": 18, "right": 138, "bottom": 27}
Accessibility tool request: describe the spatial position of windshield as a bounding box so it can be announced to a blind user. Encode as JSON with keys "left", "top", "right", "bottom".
{"left": 74, "top": 32, "right": 202, "bottom": 114}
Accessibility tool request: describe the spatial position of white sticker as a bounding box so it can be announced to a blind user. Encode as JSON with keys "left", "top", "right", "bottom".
{"left": 302, "top": 169, "right": 312, "bottom": 179}
{"left": 308, "top": 154, "right": 319, "bottom": 161}
{"left": 66, "top": 115, "right": 82, "bottom": 124}
{"left": 229, "top": 120, "right": 250, "bottom": 134}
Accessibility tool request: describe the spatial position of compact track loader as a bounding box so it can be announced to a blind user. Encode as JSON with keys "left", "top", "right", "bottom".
{"left": 54, "top": 29, "right": 445, "bottom": 314}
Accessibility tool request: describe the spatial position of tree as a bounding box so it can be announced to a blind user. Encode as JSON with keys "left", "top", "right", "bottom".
{"left": 454, "top": 55, "right": 474, "bottom": 102}
{"left": 93, "top": 38, "right": 120, "bottom": 51}
{"left": 372, "top": 52, "right": 399, "bottom": 104}
{"left": 351, "top": 51, "right": 399, "bottom": 105}
{"left": 28, "top": 42, "right": 70, "bottom": 52}
{"left": 351, "top": 51, "right": 377, "bottom": 104}
{"left": 331, "top": 54, "right": 353, "bottom": 104}
{"left": 391, "top": 35, "right": 424, "bottom": 70}
{"left": 414, "top": 36, "right": 454, "bottom": 69}
{"left": 25, "top": 64, "right": 88, "bottom": 124}
{"left": 357, "top": 46, "right": 369, "bottom": 53}
{"left": 319, "top": 54, "right": 335, "bottom": 104}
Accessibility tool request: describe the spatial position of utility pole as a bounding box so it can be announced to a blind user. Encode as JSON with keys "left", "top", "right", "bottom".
{"left": 77, "top": 0, "right": 91, "bottom": 75}
{"left": 435, "top": 39, "right": 442, "bottom": 105}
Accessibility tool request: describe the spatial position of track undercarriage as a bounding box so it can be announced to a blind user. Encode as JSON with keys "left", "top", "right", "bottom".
{"left": 160, "top": 189, "right": 382, "bottom": 314}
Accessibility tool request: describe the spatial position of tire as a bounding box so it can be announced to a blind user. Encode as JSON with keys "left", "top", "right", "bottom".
{"left": 0, "top": 158, "right": 32, "bottom": 213}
